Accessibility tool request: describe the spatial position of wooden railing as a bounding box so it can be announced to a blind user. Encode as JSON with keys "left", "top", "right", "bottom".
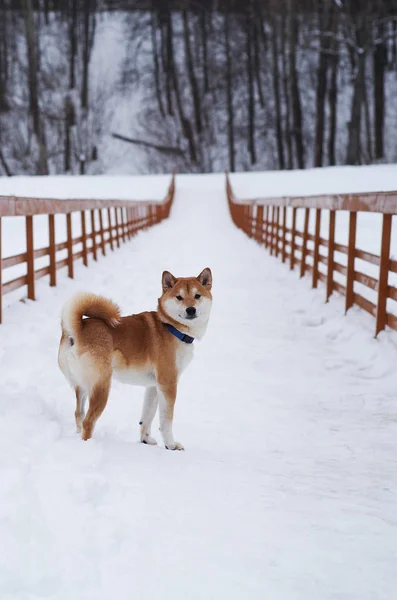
{"left": 226, "top": 173, "right": 397, "bottom": 337}
{"left": 0, "top": 174, "right": 175, "bottom": 323}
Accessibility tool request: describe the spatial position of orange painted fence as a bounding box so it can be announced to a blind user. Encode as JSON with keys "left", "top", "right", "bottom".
{"left": 226, "top": 173, "right": 397, "bottom": 337}
{"left": 0, "top": 174, "right": 175, "bottom": 324}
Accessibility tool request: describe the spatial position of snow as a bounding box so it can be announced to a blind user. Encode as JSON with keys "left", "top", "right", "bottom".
{"left": 1, "top": 172, "right": 397, "bottom": 599}
{"left": 0, "top": 173, "right": 171, "bottom": 200}
{"left": 230, "top": 164, "right": 397, "bottom": 197}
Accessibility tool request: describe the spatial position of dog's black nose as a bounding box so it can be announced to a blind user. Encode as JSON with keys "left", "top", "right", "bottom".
{"left": 186, "top": 306, "right": 196, "bottom": 316}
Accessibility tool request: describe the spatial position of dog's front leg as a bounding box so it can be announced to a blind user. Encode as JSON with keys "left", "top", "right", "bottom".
{"left": 157, "top": 382, "right": 184, "bottom": 451}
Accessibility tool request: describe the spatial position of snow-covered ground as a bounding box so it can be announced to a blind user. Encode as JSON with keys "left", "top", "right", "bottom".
{"left": 1, "top": 173, "right": 397, "bottom": 599}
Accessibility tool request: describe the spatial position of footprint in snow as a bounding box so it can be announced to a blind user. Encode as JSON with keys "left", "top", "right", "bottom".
{"left": 301, "top": 315, "right": 326, "bottom": 327}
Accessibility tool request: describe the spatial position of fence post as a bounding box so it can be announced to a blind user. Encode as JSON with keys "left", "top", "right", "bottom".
{"left": 269, "top": 207, "right": 274, "bottom": 255}
{"left": 0, "top": 217, "right": 2, "bottom": 323}
{"left": 114, "top": 207, "right": 120, "bottom": 248}
{"left": 66, "top": 213, "right": 74, "bottom": 279}
{"left": 375, "top": 214, "right": 392, "bottom": 336}
{"left": 99, "top": 209, "right": 106, "bottom": 256}
{"left": 244, "top": 205, "right": 250, "bottom": 236}
{"left": 107, "top": 208, "right": 114, "bottom": 251}
{"left": 256, "top": 205, "right": 263, "bottom": 243}
{"left": 282, "top": 207, "right": 287, "bottom": 263}
{"left": 126, "top": 208, "right": 131, "bottom": 237}
{"left": 326, "top": 210, "right": 336, "bottom": 302}
{"left": 48, "top": 214, "right": 56, "bottom": 286}
{"left": 262, "top": 206, "right": 267, "bottom": 247}
{"left": 126, "top": 208, "right": 131, "bottom": 240}
{"left": 26, "top": 215, "right": 35, "bottom": 300}
{"left": 345, "top": 211, "right": 357, "bottom": 312}
{"left": 81, "top": 211, "right": 88, "bottom": 265}
{"left": 275, "top": 207, "right": 280, "bottom": 257}
{"left": 312, "top": 209, "right": 321, "bottom": 288}
{"left": 290, "top": 208, "right": 297, "bottom": 270}
{"left": 300, "top": 208, "right": 310, "bottom": 278}
{"left": 91, "top": 210, "right": 97, "bottom": 260}
{"left": 120, "top": 207, "right": 126, "bottom": 242}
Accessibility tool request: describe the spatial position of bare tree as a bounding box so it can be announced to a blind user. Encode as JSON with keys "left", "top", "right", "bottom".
{"left": 288, "top": 0, "right": 305, "bottom": 169}
{"left": 314, "top": 2, "right": 332, "bottom": 167}
{"left": 246, "top": 2, "right": 256, "bottom": 164}
{"left": 224, "top": 5, "right": 235, "bottom": 172}
{"left": 373, "top": 16, "right": 387, "bottom": 160}
{"left": 23, "top": 0, "right": 49, "bottom": 174}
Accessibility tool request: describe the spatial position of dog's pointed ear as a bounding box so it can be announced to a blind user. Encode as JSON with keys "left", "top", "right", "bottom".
{"left": 197, "top": 267, "right": 212, "bottom": 290}
{"left": 162, "top": 270, "right": 176, "bottom": 292}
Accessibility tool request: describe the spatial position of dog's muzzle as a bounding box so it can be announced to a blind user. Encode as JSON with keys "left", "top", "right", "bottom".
{"left": 185, "top": 306, "right": 197, "bottom": 319}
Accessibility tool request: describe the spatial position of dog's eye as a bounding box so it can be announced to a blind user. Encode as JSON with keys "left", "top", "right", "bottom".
{"left": 195, "top": 294, "right": 201, "bottom": 300}
{"left": 176, "top": 295, "right": 183, "bottom": 301}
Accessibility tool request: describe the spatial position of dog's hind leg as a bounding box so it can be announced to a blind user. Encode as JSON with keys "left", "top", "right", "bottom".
{"left": 81, "top": 379, "right": 111, "bottom": 441}
{"left": 140, "top": 386, "right": 158, "bottom": 445}
{"left": 74, "top": 387, "right": 87, "bottom": 433}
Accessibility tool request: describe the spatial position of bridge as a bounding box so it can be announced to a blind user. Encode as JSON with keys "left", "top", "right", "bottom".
{"left": 0, "top": 170, "right": 396, "bottom": 599}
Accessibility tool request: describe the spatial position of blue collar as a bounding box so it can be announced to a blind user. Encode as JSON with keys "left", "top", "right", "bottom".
{"left": 165, "top": 323, "right": 195, "bottom": 344}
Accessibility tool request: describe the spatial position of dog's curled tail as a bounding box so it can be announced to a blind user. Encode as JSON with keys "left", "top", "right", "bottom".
{"left": 61, "top": 292, "right": 121, "bottom": 337}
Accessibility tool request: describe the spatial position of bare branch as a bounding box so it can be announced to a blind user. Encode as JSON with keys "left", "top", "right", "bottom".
{"left": 112, "top": 133, "right": 184, "bottom": 156}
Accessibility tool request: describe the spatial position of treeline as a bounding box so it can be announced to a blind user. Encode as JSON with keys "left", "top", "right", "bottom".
{"left": 1, "top": 0, "right": 397, "bottom": 175}
{"left": 144, "top": 0, "right": 397, "bottom": 172}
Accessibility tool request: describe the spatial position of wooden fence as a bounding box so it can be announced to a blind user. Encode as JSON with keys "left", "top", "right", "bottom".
{"left": 0, "top": 174, "right": 175, "bottom": 324}
{"left": 226, "top": 173, "right": 397, "bottom": 337}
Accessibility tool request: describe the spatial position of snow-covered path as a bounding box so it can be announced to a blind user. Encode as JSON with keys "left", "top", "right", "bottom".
{"left": 1, "top": 175, "right": 397, "bottom": 600}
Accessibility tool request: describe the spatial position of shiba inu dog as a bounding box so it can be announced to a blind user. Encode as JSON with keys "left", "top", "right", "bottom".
{"left": 58, "top": 268, "right": 212, "bottom": 450}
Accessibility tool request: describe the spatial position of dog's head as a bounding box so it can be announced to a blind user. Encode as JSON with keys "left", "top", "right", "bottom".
{"left": 159, "top": 268, "right": 213, "bottom": 339}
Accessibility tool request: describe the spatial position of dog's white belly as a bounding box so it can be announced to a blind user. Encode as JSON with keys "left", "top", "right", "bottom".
{"left": 112, "top": 366, "right": 156, "bottom": 387}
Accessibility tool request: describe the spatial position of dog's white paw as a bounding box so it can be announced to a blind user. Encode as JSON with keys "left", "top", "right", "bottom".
{"left": 165, "top": 441, "right": 185, "bottom": 451}
{"left": 141, "top": 434, "right": 158, "bottom": 446}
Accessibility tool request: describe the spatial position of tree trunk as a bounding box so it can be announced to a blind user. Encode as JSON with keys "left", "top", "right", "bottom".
{"left": 327, "top": 27, "right": 339, "bottom": 166}
{"left": 0, "top": 0, "right": 9, "bottom": 112}
{"left": 65, "top": 0, "right": 78, "bottom": 173}
{"left": 23, "top": 0, "right": 48, "bottom": 175}
{"left": 314, "top": 4, "right": 331, "bottom": 167}
{"left": 270, "top": 15, "right": 285, "bottom": 170}
{"left": 373, "top": 21, "right": 387, "bottom": 159}
{"left": 43, "top": 0, "right": 49, "bottom": 25}
{"left": 200, "top": 7, "right": 209, "bottom": 94}
{"left": 64, "top": 95, "right": 74, "bottom": 172}
{"left": 346, "top": 25, "right": 366, "bottom": 165}
{"left": 253, "top": 0, "right": 265, "bottom": 108}
{"left": 246, "top": 4, "right": 256, "bottom": 165}
{"left": 0, "top": 148, "right": 12, "bottom": 176}
{"left": 281, "top": 11, "right": 293, "bottom": 169}
{"left": 183, "top": 9, "right": 202, "bottom": 134}
{"left": 224, "top": 7, "right": 235, "bottom": 172}
{"left": 151, "top": 9, "right": 165, "bottom": 118}
{"left": 391, "top": 19, "right": 397, "bottom": 68}
{"left": 166, "top": 9, "right": 196, "bottom": 164}
{"left": 69, "top": 0, "right": 77, "bottom": 90}
{"left": 288, "top": 4, "right": 305, "bottom": 169}
{"left": 81, "top": 0, "right": 91, "bottom": 110}
{"left": 362, "top": 68, "right": 372, "bottom": 162}
{"left": 162, "top": 9, "right": 173, "bottom": 116}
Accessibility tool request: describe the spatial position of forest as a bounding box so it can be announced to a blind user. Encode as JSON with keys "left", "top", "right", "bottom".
{"left": 1, "top": 0, "right": 397, "bottom": 175}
